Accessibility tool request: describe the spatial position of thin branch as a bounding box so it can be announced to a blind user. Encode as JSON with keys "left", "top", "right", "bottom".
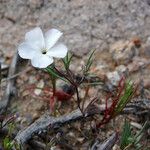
{"left": 1, "top": 67, "right": 31, "bottom": 83}
{"left": 0, "top": 52, "right": 20, "bottom": 114}
{"left": 54, "top": 66, "right": 83, "bottom": 113}
{"left": 14, "top": 108, "right": 97, "bottom": 147}
{"left": 13, "top": 99, "right": 150, "bottom": 148}
{"left": 74, "top": 86, "right": 83, "bottom": 113}
{"left": 90, "top": 132, "right": 118, "bottom": 150}
{"left": 28, "top": 140, "right": 46, "bottom": 150}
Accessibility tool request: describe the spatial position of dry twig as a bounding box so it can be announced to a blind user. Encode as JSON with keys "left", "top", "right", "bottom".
{"left": 0, "top": 52, "right": 20, "bottom": 114}
{"left": 90, "top": 132, "right": 118, "bottom": 150}
{"left": 14, "top": 108, "right": 98, "bottom": 147}
{"left": 14, "top": 98, "right": 150, "bottom": 148}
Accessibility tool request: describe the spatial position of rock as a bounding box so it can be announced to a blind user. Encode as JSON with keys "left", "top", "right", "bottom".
{"left": 146, "top": 36, "right": 150, "bottom": 45}
{"left": 0, "top": 61, "right": 9, "bottom": 78}
{"left": 29, "top": 76, "right": 37, "bottom": 84}
{"left": 91, "top": 60, "right": 109, "bottom": 81}
{"left": 50, "top": 146, "right": 58, "bottom": 150}
{"left": 69, "top": 59, "right": 85, "bottom": 72}
{"left": 112, "top": 144, "right": 120, "bottom": 150}
{"left": 143, "top": 79, "right": 150, "bottom": 89}
{"left": 110, "top": 40, "right": 137, "bottom": 65}
{"left": 130, "top": 122, "right": 142, "bottom": 129}
{"left": 56, "top": 80, "right": 67, "bottom": 91}
{"left": 77, "top": 137, "right": 85, "bottom": 143}
{"left": 55, "top": 79, "right": 75, "bottom": 101}
{"left": 20, "top": 117, "right": 27, "bottom": 124}
{"left": 16, "top": 116, "right": 22, "bottom": 123}
{"left": 106, "top": 71, "right": 121, "bottom": 86}
{"left": 1, "top": 63, "right": 8, "bottom": 70}
{"left": 34, "top": 79, "right": 44, "bottom": 95}
{"left": 127, "top": 57, "right": 149, "bottom": 73}
{"left": 32, "top": 112, "right": 39, "bottom": 121}
{"left": 56, "top": 79, "right": 74, "bottom": 94}
{"left": 94, "top": 60, "right": 109, "bottom": 71}
{"left": 115, "top": 65, "right": 128, "bottom": 76}
{"left": 67, "top": 132, "right": 75, "bottom": 138}
{"left": 22, "top": 89, "right": 30, "bottom": 97}
{"left": 88, "top": 87, "right": 98, "bottom": 97}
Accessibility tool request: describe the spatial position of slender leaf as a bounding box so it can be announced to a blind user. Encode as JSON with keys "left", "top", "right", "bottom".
{"left": 114, "top": 81, "right": 134, "bottom": 115}
{"left": 45, "top": 67, "right": 67, "bottom": 82}
{"left": 84, "top": 50, "right": 96, "bottom": 75}
{"left": 120, "top": 120, "right": 132, "bottom": 149}
{"left": 62, "top": 52, "right": 73, "bottom": 70}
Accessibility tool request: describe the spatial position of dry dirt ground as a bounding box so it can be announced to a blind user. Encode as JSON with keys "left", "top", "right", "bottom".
{"left": 1, "top": 0, "right": 150, "bottom": 56}
{"left": 0, "top": 0, "right": 150, "bottom": 150}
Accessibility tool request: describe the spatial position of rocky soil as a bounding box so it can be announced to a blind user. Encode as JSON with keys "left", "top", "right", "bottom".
{"left": 0, "top": 0, "right": 150, "bottom": 149}
{"left": 0, "top": 0, "right": 150, "bottom": 56}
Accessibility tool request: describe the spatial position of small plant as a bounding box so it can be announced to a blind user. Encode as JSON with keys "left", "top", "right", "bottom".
{"left": 3, "top": 123, "right": 15, "bottom": 150}
{"left": 120, "top": 120, "right": 148, "bottom": 150}
{"left": 0, "top": 26, "right": 145, "bottom": 149}
{"left": 0, "top": 114, "right": 17, "bottom": 150}
{"left": 3, "top": 137, "right": 21, "bottom": 150}
{"left": 97, "top": 77, "right": 137, "bottom": 127}
{"left": 18, "top": 28, "right": 137, "bottom": 120}
{"left": 3, "top": 137, "right": 13, "bottom": 150}
{"left": 45, "top": 50, "right": 96, "bottom": 113}
{"left": 18, "top": 29, "right": 97, "bottom": 113}
{"left": 120, "top": 120, "right": 132, "bottom": 149}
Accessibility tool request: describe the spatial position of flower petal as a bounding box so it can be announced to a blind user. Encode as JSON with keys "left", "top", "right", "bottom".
{"left": 31, "top": 54, "right": 53, "bottom": 68}
{"left": 47, "top": 44, "right": 68, "bottom": 58}
{"left": 25, "top": 27, "right": 45, "bottom": 50}
{"left": 45, "top": 29, "right": 63, "bottom": 49}
{"left": 18, "top": 42, "right": 36, "bottom": 59}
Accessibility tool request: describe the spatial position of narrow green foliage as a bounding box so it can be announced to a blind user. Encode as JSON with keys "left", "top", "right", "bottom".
{"left": 83, "top": 81, "right": 103, "bottom": 86}
{"left": 120, "top": 120, "right": 132, "bottom": 149}
{"left": 45, "top": 67, "right": 67, "bottom": 82}
{"left": 133, "top": 121, "right": 148, "bottom": 145}
{"left": 84, "top": 50, "right": 96, "bottom": 75}
{"left": 120, "top": 120, "right": 148, "bottom": 150}
{"left": 62, "top": 52, "right": 73, "bottom": 70}
{"left": 2, "top": 121, "right": 19, "bottom": 150}
{"left": 3, "top": 137, "right": 13, "bottom": 150}
{"left": 114, "top": 80, "right": 135, "bottom": 116}
{"left": 3, "top": 123, "right": 15, "bottom": 150}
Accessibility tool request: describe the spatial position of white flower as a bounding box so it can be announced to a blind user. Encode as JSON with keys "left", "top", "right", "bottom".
{"left": 18, "top": 27, "right": 68, "bottom": 68}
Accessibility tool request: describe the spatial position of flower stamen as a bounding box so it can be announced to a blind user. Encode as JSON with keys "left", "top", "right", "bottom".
{"left": 42, "top": 49, "right": 47, "bottom": 54}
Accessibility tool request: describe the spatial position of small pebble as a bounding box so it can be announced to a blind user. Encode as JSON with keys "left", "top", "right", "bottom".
{"left": 106, "top": 71, "right": 121, "bottom": 86}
